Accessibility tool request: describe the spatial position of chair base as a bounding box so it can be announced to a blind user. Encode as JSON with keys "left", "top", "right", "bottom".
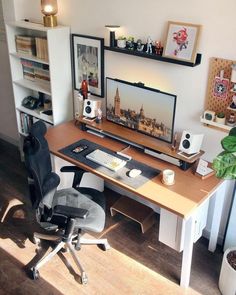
{"left": 31, "top": 231, "right": 110, "bottom": 284}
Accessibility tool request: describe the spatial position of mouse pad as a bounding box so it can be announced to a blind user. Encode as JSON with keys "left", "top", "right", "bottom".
{"left": 59, "top": 139, "right": 160, "bottom": 189}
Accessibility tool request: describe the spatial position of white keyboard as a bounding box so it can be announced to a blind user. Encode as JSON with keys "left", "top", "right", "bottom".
{"left": 86, "top": 149, "right": 127, "bottom": 172}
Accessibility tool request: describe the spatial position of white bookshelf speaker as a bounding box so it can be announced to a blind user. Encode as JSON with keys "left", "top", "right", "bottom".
{"left": 83, "top": 99, "right": 101, "bottom": 118}
{"left": 179, "top": 131, "right": 204, "bottom": 154}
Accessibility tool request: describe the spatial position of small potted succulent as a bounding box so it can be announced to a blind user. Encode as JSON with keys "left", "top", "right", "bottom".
{"left": 215, "top": 112, "right": 226, "bottom": 125}
{"left": 117, "top": 36, "right": 126, "bottom": 48}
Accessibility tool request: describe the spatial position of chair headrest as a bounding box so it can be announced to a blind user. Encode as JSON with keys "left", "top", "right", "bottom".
{"left": 30, "top": 121, "right": 47, "bottom": 138}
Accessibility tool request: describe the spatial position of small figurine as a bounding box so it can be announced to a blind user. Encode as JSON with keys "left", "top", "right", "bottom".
{"left": 230, "top": 95, "right": 236, "bottom": 109}
{"left": 227, "top": 113, "right": 236, "bottom": 127}
{"left": 136, "top": 39, "right": 144, "bottom": 51}
{"left": 126, "top": 36, "right": 134, "bottom": 50}
{"left": 80, "top": 79, "right": 88, "bottom": 100}
{"left": 146, "top": 36, "right": 153, "bottom": 54}
{"left": 96, "top": 108, "right": 102, "bottom": 123}
{"left": 154, "top": 41, "right": 163, "bottom": 55}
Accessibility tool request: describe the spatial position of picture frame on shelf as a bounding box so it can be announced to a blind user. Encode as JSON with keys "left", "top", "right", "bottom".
{"left": 162, "top": 21, "right": 201, "bottom": 63}
{"left": 72, "top": 34, "right": 104, "bottom": 97}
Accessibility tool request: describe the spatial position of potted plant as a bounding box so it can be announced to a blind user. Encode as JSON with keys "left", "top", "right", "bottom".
{"left": 215, "top": 112, "right": 226, "bottom": 124}
{"left": 213, "top": 127, "right": 236, "bottom": 294}
{"left": 117, "top": 36, "right": 126, "bottom": 48}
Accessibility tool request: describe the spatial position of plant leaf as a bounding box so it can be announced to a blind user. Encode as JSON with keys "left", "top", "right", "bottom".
{"left": 221, "top": 135, "right": 236, "bottom": 152}
{"left": 229, "top": 127, "right": 236, "bottom": 136}
{"left": 213, "top": 151, "right": 236, "bottom": 179}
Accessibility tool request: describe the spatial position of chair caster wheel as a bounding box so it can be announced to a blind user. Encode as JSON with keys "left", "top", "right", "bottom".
{"left": 31, "top": 268, "right": 40, "bottom": 280}
{"left": 98, "top": 242, "right": 111, "bottom": 251}
{"left": 80, "top": 272, "right": 88, "bottom": 285}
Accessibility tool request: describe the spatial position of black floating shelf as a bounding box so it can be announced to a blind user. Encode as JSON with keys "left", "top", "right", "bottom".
{"left": 105, "top": 46, "right": 202, "bottom": 67}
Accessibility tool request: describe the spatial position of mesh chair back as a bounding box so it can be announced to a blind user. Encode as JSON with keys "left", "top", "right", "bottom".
{"left": 23, "top": 121, "right": 60, "bottom": 209}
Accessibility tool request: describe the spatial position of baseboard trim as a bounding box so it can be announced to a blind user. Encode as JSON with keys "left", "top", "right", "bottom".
{"left": 0, "top": 132, "right": 18, "bottom": 146}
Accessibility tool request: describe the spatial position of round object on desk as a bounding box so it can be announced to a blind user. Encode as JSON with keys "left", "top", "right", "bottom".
{"left": 128, "top": 169, "right": 142, "bottom": 178}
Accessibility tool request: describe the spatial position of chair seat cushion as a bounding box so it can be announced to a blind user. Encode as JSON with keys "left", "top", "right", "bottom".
{"left": 52, "top": 188, "right": 105, "bottom": 233}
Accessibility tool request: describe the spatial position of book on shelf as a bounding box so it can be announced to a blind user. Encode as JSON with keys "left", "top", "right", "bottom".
{"left": 20, "top": 59, "right": 50, "bottom": 83}
{"left": 35, "top": 37, "right": 49, "bottom": 62}
{"left": 20, "top": 112, "right": 34, "bottom": 134}
{"left": 15, "top": 35, "right": 36, "bottom": 56}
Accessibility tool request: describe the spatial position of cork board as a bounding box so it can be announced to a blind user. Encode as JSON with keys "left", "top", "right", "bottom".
{"left": 205, "top": 57, "right": 235, "bottom": 114}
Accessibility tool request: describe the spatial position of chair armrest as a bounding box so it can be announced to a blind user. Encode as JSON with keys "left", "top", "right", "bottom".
{"left": 60, "top": 166, "right": 85, "bottom": 173}
{"left": 53, "top": 205, "right": 88, "bottom": 219}
{"left": 60, "top": 166, "right": 87, "bottom": 189}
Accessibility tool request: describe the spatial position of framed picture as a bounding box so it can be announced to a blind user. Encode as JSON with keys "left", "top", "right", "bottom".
{"left": 162, "top": 21, "right": 201, "bottom": 63}
{"left": 72, "top": 34, "right": 104, "bottom": 97}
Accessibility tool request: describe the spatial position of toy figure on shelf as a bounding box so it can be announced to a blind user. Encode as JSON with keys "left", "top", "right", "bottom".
{"left": 80, "top": 79, "right": 88, "bottom": 100}
{"left": 136, "top": 39, "right": 144, "bottom": 51}
{"left": 146, "top": 36, "right": 153, "bottom": 54}
{"left": 227, "top": 113, "right": 236, "bottom": 127}
{"left": 230, "top": 95, "right": 236, "bottom": 109}
{"left": 96, "top": 108, "right": 102, "bottom": 123}
{"left": 154, "top": 41, "right": 163, "bottom": 55}
{"left": 126, "top": 36, "right": 134, "bottom": 50}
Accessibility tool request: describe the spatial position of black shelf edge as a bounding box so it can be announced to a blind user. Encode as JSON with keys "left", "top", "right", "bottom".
{"left": 105, "top": 46, "right": 202, "bottom": 67}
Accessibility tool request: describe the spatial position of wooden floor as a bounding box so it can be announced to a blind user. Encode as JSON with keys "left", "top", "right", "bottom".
{"left": 0, "top": 138, "right": 223, "bottom": 295}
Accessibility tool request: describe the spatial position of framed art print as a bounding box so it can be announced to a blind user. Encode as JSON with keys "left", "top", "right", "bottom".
{"left": 72, "top": 34, "right": 104, "bottom": 97}
{"left": 163, "top": 21, "right": 201, "bottom": 63}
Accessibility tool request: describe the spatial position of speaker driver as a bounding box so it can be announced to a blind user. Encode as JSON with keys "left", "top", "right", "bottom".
{"left": 182, "top": 139, "right": 190, "bottom": 149}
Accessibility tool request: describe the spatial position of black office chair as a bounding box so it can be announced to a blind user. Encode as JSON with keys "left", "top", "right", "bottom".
{"left": 23, "top": 121, "right": 110, "bottom": 284}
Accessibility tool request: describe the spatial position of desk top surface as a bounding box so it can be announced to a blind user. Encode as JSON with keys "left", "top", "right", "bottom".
{"left": 46, "top": 121, "right": 222, "bottom": 219}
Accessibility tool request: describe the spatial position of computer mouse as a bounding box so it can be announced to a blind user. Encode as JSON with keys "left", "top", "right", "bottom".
{"left": 128, "top": 169, "right": 142, "bottom": 178}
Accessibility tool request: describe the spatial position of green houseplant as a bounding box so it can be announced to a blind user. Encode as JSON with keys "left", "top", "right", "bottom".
{"left": 213, "top": 127, "right": 236, "bottom": 295}
{"left": 215, "top": 112, "right": 226, "bottom": 125}
{"left": 117, "top": 36, "right": 126, "bottom": 48}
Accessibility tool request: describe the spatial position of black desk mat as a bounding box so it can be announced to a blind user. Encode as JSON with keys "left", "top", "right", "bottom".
{"left": 59, "top": 139, "right": 160, "bottom": 189}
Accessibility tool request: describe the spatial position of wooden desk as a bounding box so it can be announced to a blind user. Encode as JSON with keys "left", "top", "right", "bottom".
{"left": 46, "top": 121, "right": 225, "bottom": 288}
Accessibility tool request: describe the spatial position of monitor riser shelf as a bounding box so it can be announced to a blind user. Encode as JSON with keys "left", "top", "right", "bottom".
{"left": 78, "top": 117, "right": 204, "bottom": 170}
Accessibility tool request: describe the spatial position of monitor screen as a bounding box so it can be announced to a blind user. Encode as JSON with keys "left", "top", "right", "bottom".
{"left": 106, "top": 78, "right": 177, "bottom": 144}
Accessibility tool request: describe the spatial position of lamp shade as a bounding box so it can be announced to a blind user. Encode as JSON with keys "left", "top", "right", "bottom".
{"left": 41, "top": 0, "right": 58, "bottom": 27}
{"left": 41, "top": 0, "right": 58, "bottom": 15}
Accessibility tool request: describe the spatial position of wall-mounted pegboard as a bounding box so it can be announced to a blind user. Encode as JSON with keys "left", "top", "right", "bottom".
{"left": 205, "top": 57, "right": 235, "bottom": 114}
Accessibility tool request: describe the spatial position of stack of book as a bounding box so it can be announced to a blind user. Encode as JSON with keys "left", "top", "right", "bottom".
{"left": 15, "top": 35, "right": 36, "bottom": 56}
{"left": 20, "top": 59, "right": 50, "bottom": 83}
{"left": 21, "top": 59, "right": 35, "bottom": 81}
{"left": 20, "top": 112, "right": 34, "bottom": 134}
{"left": 35, "top": 37, "right": 49, "bottom": 61}
{"left": 34, "top": 63, "right": 50, "bottom": 83}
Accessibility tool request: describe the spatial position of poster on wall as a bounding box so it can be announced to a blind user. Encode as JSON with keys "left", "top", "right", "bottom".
{"left": 163, "top": 21, "right": 201, "bottom": 63}
{"left": 213, "top": 72, "right": 229, "bottom": 99}
{"left": 72, "top": 34, "right": 104, "bottom": 97}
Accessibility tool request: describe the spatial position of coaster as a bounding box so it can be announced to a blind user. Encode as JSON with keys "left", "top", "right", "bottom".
{"left": 161, "top": 179, "right": 175, "bottom": 186}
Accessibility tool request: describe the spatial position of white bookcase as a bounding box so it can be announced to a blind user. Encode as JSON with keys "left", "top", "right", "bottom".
{"left": 5, "top": 21, "right": 73, "bottom": 146}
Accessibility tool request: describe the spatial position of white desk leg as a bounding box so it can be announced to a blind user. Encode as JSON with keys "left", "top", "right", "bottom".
{"left": 180, "top": 215, "right": 195, "bottom": 288}
{"left": 208, "top": 181, "right": 226, "bottom": 252}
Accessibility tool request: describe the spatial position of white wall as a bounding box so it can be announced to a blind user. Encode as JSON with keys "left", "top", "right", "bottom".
{"left": 0, "top": 0, "right": 17, "bottom": 143}
{"left": 3, "top": 0, "right": 236, "bottom": 241}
